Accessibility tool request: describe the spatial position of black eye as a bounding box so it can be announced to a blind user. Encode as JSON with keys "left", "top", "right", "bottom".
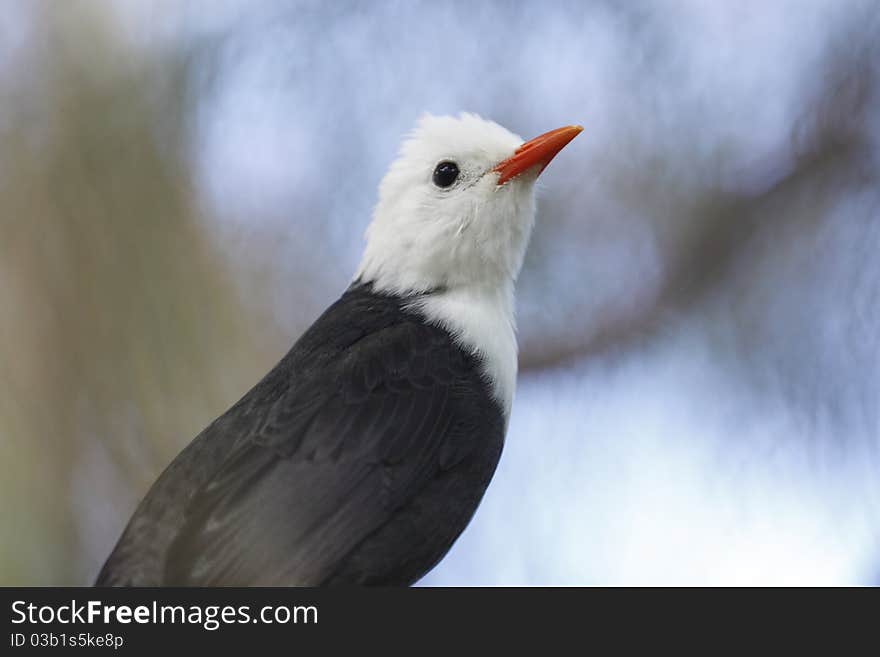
{"left": 432, "top": 161, "right": 460, "bottom": 188}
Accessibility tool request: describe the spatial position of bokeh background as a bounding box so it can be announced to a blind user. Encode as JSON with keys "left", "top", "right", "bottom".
{"left": 1, "top": 0, "right": 879, "bottom": 585}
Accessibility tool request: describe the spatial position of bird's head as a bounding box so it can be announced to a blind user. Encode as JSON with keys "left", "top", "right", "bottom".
{"left": 356, "top": 113, "right": 582, "bottom": 296}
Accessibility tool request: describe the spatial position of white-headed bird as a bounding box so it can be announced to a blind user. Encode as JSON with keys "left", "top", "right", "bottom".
{"left": 96, "top": 113, "right": 582, "bottom": 586}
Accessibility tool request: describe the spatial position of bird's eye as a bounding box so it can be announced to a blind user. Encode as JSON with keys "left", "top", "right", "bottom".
{"left": 432, "top": 161, "right": 460, "bottom": 188}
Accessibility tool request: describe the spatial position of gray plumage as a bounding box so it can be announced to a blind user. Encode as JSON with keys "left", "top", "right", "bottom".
{"left": 95, "top": 282, "right": 505, "bottom": 586}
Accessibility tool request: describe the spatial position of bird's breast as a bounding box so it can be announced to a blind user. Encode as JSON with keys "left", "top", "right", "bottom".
{"left": 410, "top": 285, "right": 517, "bottom": 421}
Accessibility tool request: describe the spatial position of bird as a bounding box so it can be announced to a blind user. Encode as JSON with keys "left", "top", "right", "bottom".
{"left": 95, "top": 113, "right": 582, "bottom": 586}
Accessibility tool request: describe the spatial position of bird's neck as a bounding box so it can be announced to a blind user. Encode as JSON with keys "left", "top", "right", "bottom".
{"left": 408, "top": 281, "right": 517, "bottom": 421}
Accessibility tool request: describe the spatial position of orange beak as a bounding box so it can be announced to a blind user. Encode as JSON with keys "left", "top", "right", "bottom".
{"left": 493, "top": 125, "right": 583, "bottom": 185}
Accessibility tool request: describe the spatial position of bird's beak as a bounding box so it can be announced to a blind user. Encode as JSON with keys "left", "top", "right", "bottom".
{"left": 493, "top": 125, "right": 583, "bottom": 186}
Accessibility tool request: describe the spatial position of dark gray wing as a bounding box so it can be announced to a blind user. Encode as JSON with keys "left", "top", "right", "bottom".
{"left": 163, "top": 319, "right": 488, "bottom": 585}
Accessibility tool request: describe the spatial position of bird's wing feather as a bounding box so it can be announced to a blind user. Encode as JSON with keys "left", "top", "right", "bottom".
{"left": 163, "top": 319, "right": 480, "bottom": 585}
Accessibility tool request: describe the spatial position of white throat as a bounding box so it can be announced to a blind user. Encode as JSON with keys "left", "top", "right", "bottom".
{"left": 409, "top": 281, "right": 518, "bottom": 421}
